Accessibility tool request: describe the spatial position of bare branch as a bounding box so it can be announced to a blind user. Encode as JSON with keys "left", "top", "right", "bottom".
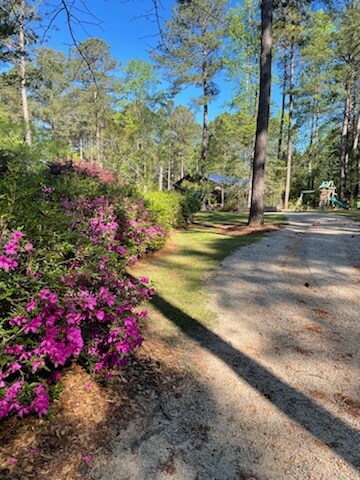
{"left": 59, "top": 0, "right": 100, "bottom": 94}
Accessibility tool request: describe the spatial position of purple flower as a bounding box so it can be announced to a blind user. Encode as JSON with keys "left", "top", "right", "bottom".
{"left": 116, "top": 245, "right": 127, "bottom": 255}
{"left": 0, "top": 255, "right": 11, "bottom": 271}
{"left": 66, "top": 311, "right": 83, "bottom": 325}
{"left": 48, "top": 293, "right": 59, "bottom": 304}
{"left": 32, "top": 384, "right": 49, "bottom": 416}
{"left": 5, "top": 344, "right": 24, "bottom": 355}
{"left": 9, "top": 315, "right": 26, "bottom": 327}
{"left": 26, "top": 299, "right": 37, "bottom": 312}
{"left": 4, "top": 242, "right": 18, "bottom": 255}
{"left": 10, "top": 231, "right": 23, "bottom": 240}
{"left": 8, "top": 258, "right": 18, "bottom": 270}
{"left": 39, "top": 288, "right": 52, "bottom": 300}
{"left": 24, "top": 316, "right": 42, "bottom": 334}
{"left": 67, "top": 327, "right": 84, "bottom": 356}
{"left": 96, "top": 310, "right": 106, "bottom": 322}
{"left": 6, "top": 381, "right": 24, "bottom": 400}
{"left": 25, "top": 242, "right": 33, "bottom": 252}
{"left": 6, "top": 362, "right": 22, "bottom": 375}
{"left": 32, "top": 358, "right": 45, "bottom": 372}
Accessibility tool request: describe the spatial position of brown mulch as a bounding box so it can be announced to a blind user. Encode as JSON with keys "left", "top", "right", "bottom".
{"left": 190, "top": 221, "right": 281, "bottom": 237}
{"left": 0, "top": 336, "right": 184, "bottom": 480}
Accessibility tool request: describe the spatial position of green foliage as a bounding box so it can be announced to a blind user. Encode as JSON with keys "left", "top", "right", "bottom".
{"left": 208, "top": 111, "right": 255, "bottom": 177}
{"left": 225, "top": 1, "right": 260, "bottom": 112}
{"left": 152, "top": 0, "right": 228, "bottom": 98}
{"left": 0, "top": 161, "right": 165, "bottom": 418}
{"left": 142, "top": 191, "right": 199, "bottom": 231}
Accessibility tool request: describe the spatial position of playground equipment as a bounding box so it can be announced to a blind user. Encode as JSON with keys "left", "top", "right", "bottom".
{"left": 295, "top": 190, "right": 315, "bottom": 210}
{"left": 295, "top": 181, "right": 350, "bottom": 210}
{"left": 319, "top": 181, "right": 349, "bottom": 209}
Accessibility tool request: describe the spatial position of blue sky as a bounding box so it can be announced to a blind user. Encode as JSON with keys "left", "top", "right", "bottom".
{"left": 39, "top": 0, "right": 280, "bottom": 122}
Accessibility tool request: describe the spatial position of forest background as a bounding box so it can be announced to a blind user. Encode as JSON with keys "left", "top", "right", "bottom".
{"left": 0, "top": 0, "right": 359, "bottom": 209}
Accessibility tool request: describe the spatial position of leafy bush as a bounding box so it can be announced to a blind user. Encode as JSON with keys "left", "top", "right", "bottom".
{"left": 143, "top": 190, "right": 199, "bottom": 230}
{"left": 0, "top": 163, "right": 165, "bottom": 420}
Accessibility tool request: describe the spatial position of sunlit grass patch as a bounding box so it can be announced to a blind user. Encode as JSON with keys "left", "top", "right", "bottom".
{"left": 132, "top": 212, "right": 287, "bottom": 341}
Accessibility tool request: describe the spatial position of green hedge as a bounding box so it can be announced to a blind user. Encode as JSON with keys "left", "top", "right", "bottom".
{"left": 142, "top": 191, "right": 199, "bottom": 231}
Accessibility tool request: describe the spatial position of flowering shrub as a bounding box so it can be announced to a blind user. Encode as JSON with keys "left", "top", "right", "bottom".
{"left": 0, "top": 185, "right": 162, "bottom": 420}
{"left": 143, "top": 191, "right": 200, "bottom": 230}
{"left": 63, "top": 196, "right": 166, "bottom": 261}
{"left": 0, "top": 256, "right": 153, "bottom": 419}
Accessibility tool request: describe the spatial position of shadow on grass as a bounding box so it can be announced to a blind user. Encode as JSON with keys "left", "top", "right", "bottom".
{"left": 151, "top": 294, "right": 360, "bottom": 471}
{"left": 192, "top": 212, "right": 287, "bottom": 228}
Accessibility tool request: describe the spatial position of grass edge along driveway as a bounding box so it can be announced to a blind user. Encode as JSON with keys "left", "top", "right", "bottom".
{"left": 131, "top": 212, "right": 287, "bottom": 344}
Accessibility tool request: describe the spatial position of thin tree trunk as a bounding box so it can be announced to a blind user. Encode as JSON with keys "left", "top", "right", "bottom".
{"left": 95, "top": 113, "right": 101, "bottom": 165}
{"left": 248, "top": 0, "right": 273, "bottom": 226}
{"left": 93, "top": 90, "right": 102, "bottom": 165}
{"left": 200, "top": 52, "right": 209, "bottom": 175}
{"left": 308, "top": 106, "right": 315, "bottom": 190}
{"left": 180, "top": 158, "right": 184, "bottom": 179}
{"left": 284, "top": 42, "right": 295, "bottom": 210}
{"left": 159, "top": 165, "right": 163, "bottom": 191}
{"left": 354, "top": 113, "right": 360, "bottom": 196}
{"left": 353, "top": 113, "right": 360, "bottom": 152}
{"left": 79, "top": 137, "right": 84, "bottom": 161}
{"left": 221, "top": 185, "right": 225, "bottom": 209}
{"left": 247, "top": 156, "right": 253, "bottom": 209}
{"left": 340, "top": 83, "right": 351, "bottom": 201}
{"left": 277, "top": 56, "right": 287, "bottom": 161}
{"left": 167, "top": 163, "right": 171, "bottom": 191}
{"left": 19, "top": 0, "right": 31, "bottom": 146}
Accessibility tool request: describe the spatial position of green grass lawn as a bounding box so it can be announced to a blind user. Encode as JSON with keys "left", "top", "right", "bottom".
{"left": 331, "top": 210, "right": 360, "bottom": 221}
{"left": 133, "top": 212, "right": 287, "bottom": 343}
{"left": 192, "top": 211, "right": 286, "bottom": 228}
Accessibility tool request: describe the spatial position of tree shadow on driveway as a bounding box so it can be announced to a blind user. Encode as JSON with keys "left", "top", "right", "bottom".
{"left": 151, "top": 294, "right": 360, "bottom": 472}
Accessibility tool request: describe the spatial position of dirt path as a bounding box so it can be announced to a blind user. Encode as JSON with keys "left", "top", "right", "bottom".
{"left": 96, "top": 213, "right": 360, "bottom": 480}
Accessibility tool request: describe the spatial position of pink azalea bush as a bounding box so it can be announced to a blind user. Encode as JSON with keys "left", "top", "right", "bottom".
{"left": 0, "top": 188, "right": 163, "bottom": 420}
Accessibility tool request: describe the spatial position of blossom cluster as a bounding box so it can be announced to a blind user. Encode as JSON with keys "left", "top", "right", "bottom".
{"left": 0, "top": 273, "right": 153, "bottom": 419}
{"left": 63, "top": 196, "right": 166, "bottom": 259}
{"left": 0, "top": 193, "right": 163, "bottom": 420}
{"left": 0, "top": 229, "right": 32, "bottom": 272}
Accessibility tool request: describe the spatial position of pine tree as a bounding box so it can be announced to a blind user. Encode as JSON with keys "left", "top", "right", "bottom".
{"left": 274, "top": 0, "right": 311, "bottom": 209}
{"left": 248, "top": 0, "right": 273, "bottom": 226}
{"left": 152, "top": 0, "right": 229, "bottom": 174}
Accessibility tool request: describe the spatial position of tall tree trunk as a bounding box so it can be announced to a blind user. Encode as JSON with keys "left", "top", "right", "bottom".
{"left": 353, "top": 113, "right": 360, "bottom": 152}
{"left": 79, "top": 137, "right": 84, "bottom": 161}
{"left": 352, "top": 112, "right": 360, "bottom": 196}
{"left": 19, "top": 0, "right": 31, "bottom": 146}
{"left": 340, "top": 83, "right": 351, "bottom": 201}
{"left": 313, "top": 104, "right": 319, "bottom": 191}
{"left": 200, "top": 53, "right": 208, "bottom": 175}
{"left": 180, "top": 158, "right": 184, "bottom": 179}
{"left": 167, "top": 163, "right": 171, "bottom": 191}
{"left": 94, "top": 90, "right": 101, "bottom": 165}
{"left": 159, "top": 165, "right": 163, "bottom": 191}
{"left": 247, "top": 156, "right": 253, "bottom": 209}
{"left": 284, "top": 42, "right": 295, "bottom": 210}
{"left": 248, "top": 0, "right": 273, "bottom": 226}
{"left": 96, "top": 123, "right": 101, "bottom": 165}
{"left": 277, "top": 56, "right": 287, "bottom": 161}
{"left": 221, "top": 185, "right": 225, "bottom": 209}
{"left": 308, "top": 105, "right": 315, "bottom": 190}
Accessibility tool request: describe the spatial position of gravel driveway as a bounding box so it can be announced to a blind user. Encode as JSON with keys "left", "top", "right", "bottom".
{"left": 97, "top": 213, "right": 360, "bottom": 480}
